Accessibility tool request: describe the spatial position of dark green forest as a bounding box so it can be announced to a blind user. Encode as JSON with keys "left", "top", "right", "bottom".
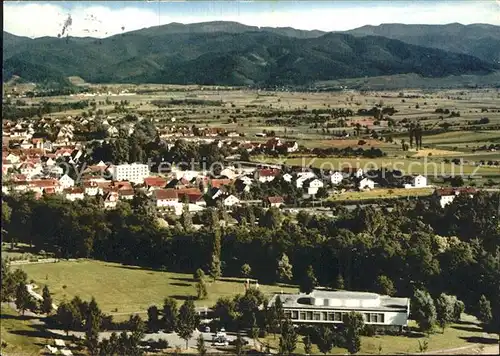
{"left": 2, "top": 191, "right": 499, "bottom": 322}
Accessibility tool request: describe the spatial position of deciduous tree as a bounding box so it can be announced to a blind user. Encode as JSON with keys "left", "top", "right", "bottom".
{"left": 176, "top": 299, "right": 198, "bottom": 349}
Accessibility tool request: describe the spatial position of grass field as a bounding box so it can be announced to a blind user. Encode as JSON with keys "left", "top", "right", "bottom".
{"left": 261, "top": 318, "right": 496, "bottom": 355}
{"left": 0, "top": 304, "right": 45, "bottom": 356}
{"left": 18, "top": 260, "right": 298, "bottom": 318}
{"left": 329, "top": 187, "right": 434, "bottom": 201}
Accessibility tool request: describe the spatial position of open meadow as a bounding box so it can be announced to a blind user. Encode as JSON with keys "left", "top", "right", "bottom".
{"left": 18, "top": 260, "right": 298, "bottom": 318}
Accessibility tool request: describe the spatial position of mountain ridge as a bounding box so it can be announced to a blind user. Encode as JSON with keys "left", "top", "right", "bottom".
{"left": 3, "top": 21, "right": 500, "bottom": 86}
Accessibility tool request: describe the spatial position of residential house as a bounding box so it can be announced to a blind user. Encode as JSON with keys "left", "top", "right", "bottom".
{"left": 83, "top": 181, "right": 100, "bottom": 196}
{"left": 342, "top": 167, "right": 364, "bottom": 179}
{"left": 283, "top": 173, "right": 293, "bottom": 182}
{"left": 59, "top": 174, "right": 75, "bottom": 189}
{"left": 153, "top": 189, "right": 180, "bottom": 208}
{"left": 236, "top": 176, "right": 253, "bottom": 192}
{"left": 118, "top": 189, "right": 135, "bottom": 200}
{"left": 48, "top": 165, "right": 64, "bottom": 177}
{"left": 257, "top": 168, "right": 280, "bottom": 183}
{"left": 285, "top": 141, "right": 299, "bottom": 153}
{"left": 359, "top": 178, "right": 375, "bottom": 190}
{"left": 143, "top": 176, "right": 167, "bottom": 191}
{"left": 64, "top": 187, "right": 85, "bottom": 201}
{"left": 305, "top": 178, "right": 324, "bottom": 195}
{"left": 434, "top": 187, "right": 477, "bottom": 208}
{"left": 266, "top": 196, "right": 284, "bottom": 208}
{"left": 330, "top": 171, "right": 344, "bottom": 185}
{"left": 413, "top": 175, "right": 428, "bottom": 188}
{"left": 104, "top": 191, "right": 119, "bottom": 209}
{"left": 19, "top": 162, "right": 43, "bottom": 178}
{"left": 223, "top": 194, "right": 240, "bottom": 207}
{"left": 177, "top": 188, "right": 206, "bottom": 206}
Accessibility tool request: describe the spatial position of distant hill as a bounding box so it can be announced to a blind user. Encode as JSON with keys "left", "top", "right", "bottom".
{"left": 345, "top": 23, "right": 500, "bottom": 63}
{"left": 3, "top": 22, "right": 499, "bottom": 86}
{"left": 135, "top": 21, "right": 326, "bottom": 38}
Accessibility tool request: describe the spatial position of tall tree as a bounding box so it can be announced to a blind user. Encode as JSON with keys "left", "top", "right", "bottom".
{"left": 210, "top": 227, "right": 222, "bottom": 281}
{"left": 412, "top": 289, "right": 436, "bottom": 333}
{"left": 234, "top": 331, "right": 244, "bottom": 356}
{"left": 260, "top": 207, "right": 283, "bottom": 229}
{"left": 300, "top": 265, "right": 318, "bottom": 294}
{"left": 304, "top": 334, "right": 313, "bottom": 355}
{"left": 478, "top": 295, "right": 493, "bottom": 324}
{"left": 274, "top": 295, "right": 285, "bottom": 329}
{"left": 196, "top": 333, "right": 207, "bottom": 356}
{"left": 214, "top": 297, "right": 239, "bottom": 328}
{"left": 316, "top": 326, "right": 334, "bottom": 355}
{"left": 147, "top": 305, "right": 160, "bottom": 333}
{"left": 375, "top": 275, "right": 395, "bottom": 296}
{"left": 241, "top": 263, "right": 252, "bottom": 279}
{"left": 249, "top": 312, "right": 260, "bottom": 347}
{"left": 176, "top": 299, "right": 198, "bottom": 349}
{"left": 129, "top": 314, "right": 146, "bottom": 342}
{"left": 85, "top": 297, "right": 102, "bottom": 356}
{"left": 435, "top": 293, "right": 455, "bottom": 333}
{"left": 56, "top": 302, "right": 76, "bottom": 336}
{"left": 162, "top": 297, "right": 178, "bottom": 333}
{"left": 277, "top": 254, "right": 293, "bottom": 282}
{"left": 15, "top": 282, "right": 31, "bottom": 315}
{"left": 41, "top": 285, "right": 53, "bottom": 315}
{"left": 194, "top": 268, "right": 205, "bottom": 282}
{"left": 209, "top": 253, "right": 222, "bottom": 281}
{"left": 344, "top": 312, "right": 364, "bottom": 354}
{"left": 196, "top": 279, "right": 208, "bottom": 300}
{"left": 279, "top": 318, "right": 298, "bottom": 355}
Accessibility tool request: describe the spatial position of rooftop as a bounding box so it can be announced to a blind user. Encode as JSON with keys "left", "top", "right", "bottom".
{"left": 269, "top": 289, "right": 409, "bottom": 312}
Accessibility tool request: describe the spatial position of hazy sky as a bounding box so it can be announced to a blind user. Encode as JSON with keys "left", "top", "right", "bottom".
{"left": 4, "top": 1, "right": 500, "bottom": 38}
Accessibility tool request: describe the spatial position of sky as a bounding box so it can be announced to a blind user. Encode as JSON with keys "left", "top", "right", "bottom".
{"left": 4, "top": 0, "right": 500, "bottom": 38}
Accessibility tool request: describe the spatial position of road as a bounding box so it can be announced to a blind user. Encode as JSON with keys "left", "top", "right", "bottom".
{"left": 47, "top": 327, "right": 257, "bottom": 352}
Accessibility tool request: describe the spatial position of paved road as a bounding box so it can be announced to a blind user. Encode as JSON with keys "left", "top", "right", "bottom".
{"left": 48, "top": 328, "right": 255, "bottom": 351}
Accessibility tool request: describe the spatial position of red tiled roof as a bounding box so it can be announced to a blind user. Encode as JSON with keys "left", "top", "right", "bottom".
{"left": 434, "top": 187, "right": 477, "bottom": 196}
{"left": 83, "top": 181, "right": 99, "bottom": 188}
{"left": 31, "top": 179, "right": 59, "bottom": 188}
{"left": 267, "top": 196, "right": 284, "bottom": 204}
{"left": 144, "top": 176, "right": 167, "bottom": 188}
{"left": 118, "top": 189, "right": 135, "bottom": 197}
{"left": 112, "top": 181, "right": 133, "bottom": 190}
{"left": 43, "top": 187, "right": 56, "bottom": 195}
{"left": 64, "top": 187, "right": 84, "bottom": 194}
{"left": 258, "top": 169, "right": 280, "bottom": 177}
{"left": 211, "top": 179, "right": 233, "bottom": 189}
{"left": 154, "top": 188, "right": 178, "bottom": 200}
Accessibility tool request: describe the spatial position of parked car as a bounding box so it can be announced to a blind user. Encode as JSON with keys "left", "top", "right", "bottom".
{"left": 212, "top": 337, "right": 228, "bottom": 347}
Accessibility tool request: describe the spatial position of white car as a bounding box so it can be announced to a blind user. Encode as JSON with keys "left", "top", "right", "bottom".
{"left": 212, "top": 337, "right": 229, "bottom": 347}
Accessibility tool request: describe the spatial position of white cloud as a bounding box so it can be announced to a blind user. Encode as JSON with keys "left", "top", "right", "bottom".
{"left": 3, "top": 2, "right": 500, "bottom": 38}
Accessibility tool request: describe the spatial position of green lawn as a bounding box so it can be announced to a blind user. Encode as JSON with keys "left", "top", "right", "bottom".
{"left": 18, "top": 260, "right": 298, "bottom": 317}
{"left": 261, "top": 318, "right": 496, "bottom": 355}
{"left": 0, "top": 304, "right": 44, "bottom": 356}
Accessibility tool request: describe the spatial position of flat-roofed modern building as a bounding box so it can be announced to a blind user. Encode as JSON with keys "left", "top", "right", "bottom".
{"left": 269, "top": 290, "right": 410, "bottom": 330}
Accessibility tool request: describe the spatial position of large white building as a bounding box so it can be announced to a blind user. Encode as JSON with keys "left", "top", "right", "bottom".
{"left": 269, "top": 290, "right": 410, "bottom": 330}
{"left": 109, "top": 163, "right": 149, "bottom": 184}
